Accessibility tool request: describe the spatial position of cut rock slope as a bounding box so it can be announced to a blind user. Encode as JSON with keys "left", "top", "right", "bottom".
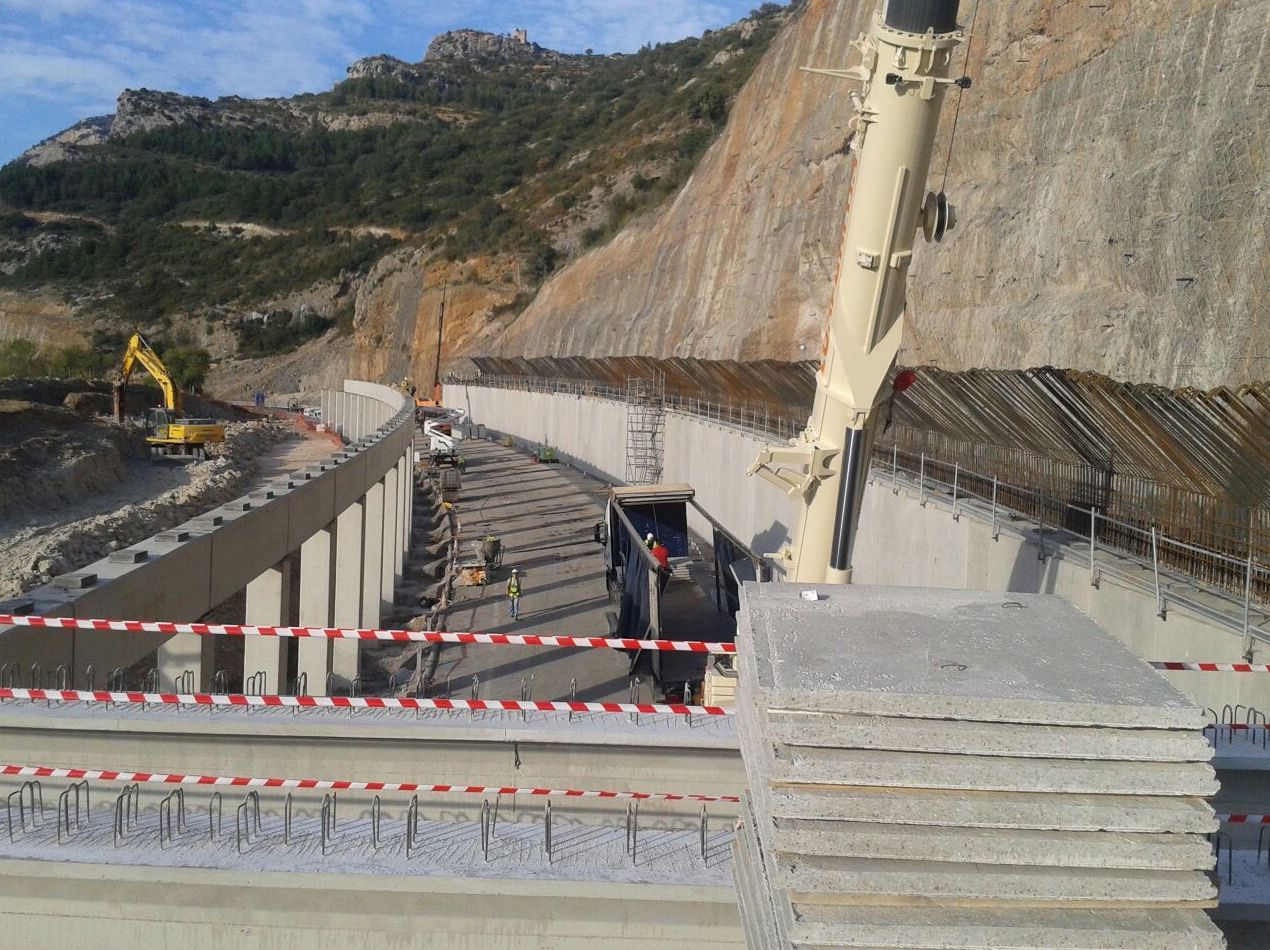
{"left": 483, "top": 0, "right": 1268, "bottom": 390}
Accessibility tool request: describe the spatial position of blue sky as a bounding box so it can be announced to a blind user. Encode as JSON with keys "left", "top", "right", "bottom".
{"left": 0, "top": 0, "right": 769, "bottom": 165}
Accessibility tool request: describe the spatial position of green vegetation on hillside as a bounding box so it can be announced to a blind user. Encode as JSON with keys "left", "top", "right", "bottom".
{"left": 0, "top": 7, "right": 790, "bottom": 344}
{"left": 0, "top": 332, "right": 211, "bottom": 391}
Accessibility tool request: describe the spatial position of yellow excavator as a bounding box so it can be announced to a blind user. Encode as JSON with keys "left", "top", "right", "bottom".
{"left": 113, "top": 333, "right": 225, "bottom": 458}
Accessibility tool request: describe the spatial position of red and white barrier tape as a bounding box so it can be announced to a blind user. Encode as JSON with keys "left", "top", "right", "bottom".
{"left": 1152, "top": 662, "right": 1270, "bottom": 673}
{"left": 0, "top": 614, "right": 735, "bottom": 655}
{"left": 1221, "top": 815, "right": 1270, "bottom": 824}
{"left": 0, "top": 765, "right": 739, "bottom": 803}
{"left": 0, "top": 688, "right": 730, "bottom": 718}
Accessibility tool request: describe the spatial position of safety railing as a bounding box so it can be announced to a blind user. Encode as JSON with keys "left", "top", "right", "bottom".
{"left": 876, "top": 446, "right": 1270, "bottom": 651}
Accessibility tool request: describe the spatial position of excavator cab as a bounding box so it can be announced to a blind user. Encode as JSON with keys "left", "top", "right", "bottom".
{"left": 145, "top": 407, "right": 177, "bottom": 441}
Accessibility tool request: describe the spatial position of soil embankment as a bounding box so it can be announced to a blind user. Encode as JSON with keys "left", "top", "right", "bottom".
{"left": 0, "top": 378, "right": 334, "bottom": 599}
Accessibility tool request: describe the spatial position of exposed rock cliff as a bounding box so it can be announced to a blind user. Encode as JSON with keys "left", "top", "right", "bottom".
{"left": 17, "top": 116, "right": 112, "bottom": 167}
{"left": 424, "top": 29, "right": 573, "bottom": 65}
{"left": 477, "top": 0, "right": 1268, "bottom": 389}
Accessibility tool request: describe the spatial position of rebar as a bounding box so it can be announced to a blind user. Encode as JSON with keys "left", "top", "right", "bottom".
{"left": 406, "top": 796, "right": 419, "bottom": 858}
{"left": 544, "top": 799, "right": 552, "bottom": 864}
{"left": 625, "top": 800, "right": 639, "bottom": 864}
{"left": 209, "top": 792, "right": 222, "bottom": 841}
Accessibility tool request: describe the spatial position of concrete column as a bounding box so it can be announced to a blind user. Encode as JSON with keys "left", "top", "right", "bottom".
{"left": 384, "top": 466, "right": 402, "bottom": 592}
{"left": 331, "top": 500, "right": 364, "bottom": 688}
{"left": 296, "top": 523, "right": 336, "bottom": 696}
{"left": 158, "top": 635, "right": 214, "bottom": 692}
{"left": 399, "top": 453, "right": 411, "bottom": 566}
{"left": 361, "top": 481, "right": 385, "bottom": 629}
{"left": 244, "top": 560, "right": 291, "bottom": 695}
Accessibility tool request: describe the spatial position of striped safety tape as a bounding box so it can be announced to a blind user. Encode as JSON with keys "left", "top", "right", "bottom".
{"left": 0, "top": 765, "right": 740, "bottom": 803}
{"left": 0, "top": 688, "right": 731, "bottom": 718}
{"left": 1152, "top": 662, "right": 1270, "bottom": 673}
{"left": 1220, "top": 815, "right": 1270, "bottom": 824}
{"left": 0, "top": 614, "right": 736, "bottom": 655}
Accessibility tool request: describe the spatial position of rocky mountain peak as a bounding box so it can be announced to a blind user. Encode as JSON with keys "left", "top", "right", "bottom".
{"left": 424, "top": 29, "right": 573, "bottom": 65}
{"left": 345, "top": 54, "right": 420, "bottom": 83}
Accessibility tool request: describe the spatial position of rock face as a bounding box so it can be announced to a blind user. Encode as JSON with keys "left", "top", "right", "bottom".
{"left": 479, "top": 0, "right": 1269, "bottom": 390}
{"left": 109, "top": 89, "right": 311, "bottom": 139}
{"left": 348, "top": 250, "right": 522, "bottom": 392}
{"left": 346, "top": 54, "right": 422, "bottom": 83}
{"left": 17, "top": 116, "right": 112, "bottom": 167}
{"left": 424, "top": 29, "right": 571, "bottom": 65}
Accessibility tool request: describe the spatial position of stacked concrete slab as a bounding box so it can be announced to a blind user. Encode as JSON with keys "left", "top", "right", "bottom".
{"left": 733, "top": 584, "right": 1225, "bottom": 949}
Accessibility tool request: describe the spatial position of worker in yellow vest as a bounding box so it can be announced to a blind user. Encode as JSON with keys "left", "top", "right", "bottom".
{"left": 506, "top": 568, "right": 523, "bottom": 620}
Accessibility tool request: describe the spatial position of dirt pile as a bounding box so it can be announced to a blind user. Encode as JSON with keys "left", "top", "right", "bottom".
{"left": 0, "top": 399, "right": 148, "bottom": 522}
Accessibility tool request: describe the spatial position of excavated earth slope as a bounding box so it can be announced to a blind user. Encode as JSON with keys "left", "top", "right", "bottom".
{"left": 473, "top": 0, "right": 1268, "bottom": 390}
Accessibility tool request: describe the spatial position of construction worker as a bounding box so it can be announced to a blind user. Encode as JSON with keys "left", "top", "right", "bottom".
{"left": 650, "top": 539, "right": 671, "bottom": 594}
{"left": 645, "top": 532, "right": 656, "bottom": 550}
{"left": 506, "top": 568, "right": 523, "bottom": 620}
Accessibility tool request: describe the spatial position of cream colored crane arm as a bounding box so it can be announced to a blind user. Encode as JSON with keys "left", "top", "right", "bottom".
{"left": 751, "top": 0, "right": 965, "bottom": 584}
{"left": 119, "top": 332, "right": 182, "bottom": 414}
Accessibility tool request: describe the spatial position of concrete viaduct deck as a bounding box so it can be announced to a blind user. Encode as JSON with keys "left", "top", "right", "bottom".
{"left": 0, "top": 380, "right": 416, "bottom": 696}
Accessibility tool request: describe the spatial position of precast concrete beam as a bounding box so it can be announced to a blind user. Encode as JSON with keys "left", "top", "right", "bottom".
{"left": 283, "top": 467, "right": 337, "bottom": 553}
{"left": 243, "top": 559, "right": 292, "bottom": 695}
{"left": 332, "top": 449, "right": 371, "bottom": 515}
{"left": 296, "top": 523, "right": 336, "bottom": 696}
{"left": 207, "top": 501, "right": 290, "bottom": 609}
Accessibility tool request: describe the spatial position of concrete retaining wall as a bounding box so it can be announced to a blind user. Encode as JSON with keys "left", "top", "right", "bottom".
{"left": 447, "top": 383, "right": 800, "bottom": 557}
{"left": 447, "top": 384, "right": 1268, "bottom": 713}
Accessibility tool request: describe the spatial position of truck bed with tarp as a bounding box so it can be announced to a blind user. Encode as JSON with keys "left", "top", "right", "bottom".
{"left": 599, "top": 484, "right": 768, "bottom": 701}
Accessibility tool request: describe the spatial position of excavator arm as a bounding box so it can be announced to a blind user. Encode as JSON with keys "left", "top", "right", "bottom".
{"left": 117, "top": 333, "right": 181, "bottom": 414}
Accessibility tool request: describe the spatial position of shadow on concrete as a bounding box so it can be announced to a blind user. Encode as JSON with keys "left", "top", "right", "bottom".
{"left": 751, "top": 520, "right": 792, "bottom": 560}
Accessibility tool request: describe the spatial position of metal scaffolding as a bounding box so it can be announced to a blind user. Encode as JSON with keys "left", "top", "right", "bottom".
{"left": 625, "top": 376, "right": 666, "bottom": 486}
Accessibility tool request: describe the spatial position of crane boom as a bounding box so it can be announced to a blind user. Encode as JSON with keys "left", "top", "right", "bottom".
{"left": 751, "top": 0, "right": 965, "bottom": 584}
{"left": 118, "top": 333, "right": 181, "bottom": 414}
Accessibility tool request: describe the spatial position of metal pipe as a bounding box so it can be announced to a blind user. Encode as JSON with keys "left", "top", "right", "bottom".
{"left": 830, "top": 425, "right": 873, "bottom": 574}
{"left": 884, "top": 0, "right": 961, "bottom": 34}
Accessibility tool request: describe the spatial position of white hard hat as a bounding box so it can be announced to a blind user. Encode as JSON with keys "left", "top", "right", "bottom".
{"left": 646, "top": 533, "right": 654, "bottom": 540}
{"left": 512, "top": 568, "right": 519, "bottom": 573}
